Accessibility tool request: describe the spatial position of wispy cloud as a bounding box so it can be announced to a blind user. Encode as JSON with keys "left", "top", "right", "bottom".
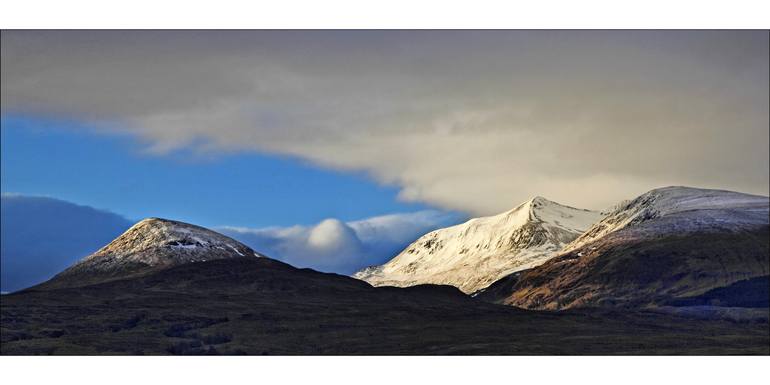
{"left": 219, "top": 210, "right": 463, "bottom": 274}
{"left": 2, "top": 31, "right": 768, "bottom": 213}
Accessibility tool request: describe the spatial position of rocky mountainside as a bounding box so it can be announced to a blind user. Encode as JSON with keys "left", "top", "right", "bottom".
{"left": 476, "top": 187, "right": 770, "bottom": 310}
{"left": 38, "top": 217, "right": 263, "bottom": 289}
{"left": 355, "top": 197, "right": 601, "bottom": 293}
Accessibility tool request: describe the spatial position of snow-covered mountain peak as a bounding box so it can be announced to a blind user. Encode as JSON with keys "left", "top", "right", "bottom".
{"left": 563, "top": 186, "right": 769, "bottom": 253}
{"left": 354, "top": 197, "right": 601, "bottom": 293}
{"left": 480, "top": 195, "right": 596, "bottom": 233}
{"left": 52, "top": 218, "right": 263, "bottom": 282}
{"left": 90, "top": 217, "right": 260, "bottom": 257}
{"left": 635, "top": 186, "right": 768, "bottom": 215}
{"left": 528, "top": 195, "right": 549, "bottom": 205}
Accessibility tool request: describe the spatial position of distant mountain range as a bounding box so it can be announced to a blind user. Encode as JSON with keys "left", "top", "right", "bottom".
{"left": 2, "top": 186, "right": 768, "bottom": 355}
{"left": 357, "top": 186, "right": 768, "bottom": 310}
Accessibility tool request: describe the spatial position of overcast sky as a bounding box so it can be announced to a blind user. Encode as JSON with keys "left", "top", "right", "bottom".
{"left": 2, "top": 30, "right": 768, "bottom": 214}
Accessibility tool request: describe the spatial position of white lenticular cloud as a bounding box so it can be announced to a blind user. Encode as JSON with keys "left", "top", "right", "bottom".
{"left": 306, "top": 218, "right": 363, "bottom": 256}
{"left": 219, "top": 210, "right": 463, "bottom": 274}
{"left": 2, "top": 31, "right": 768, "bottom": 213}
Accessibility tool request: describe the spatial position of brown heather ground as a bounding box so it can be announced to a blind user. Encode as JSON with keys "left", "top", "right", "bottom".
{"left": 2, "top": 258, "right": 768, "bottom": 355}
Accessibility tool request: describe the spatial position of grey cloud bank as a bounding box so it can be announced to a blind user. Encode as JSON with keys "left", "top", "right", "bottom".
{"left": 0, "top": 194, "right": 133, "bottom": 292}
{"left": 2, "top": 30, "right": 768, "bottom": 213}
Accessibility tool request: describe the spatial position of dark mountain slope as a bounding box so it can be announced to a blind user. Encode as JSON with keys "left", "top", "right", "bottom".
{"left": 665, "top": 276, "right": 770, "bottom": 308}
{"left": 3, "top": 257, "right": 768, "bottom": 355}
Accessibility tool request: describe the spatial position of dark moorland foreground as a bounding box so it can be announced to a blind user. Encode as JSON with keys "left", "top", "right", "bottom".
{"left": 2, "top": 258, "right": 768, "bottom": 355}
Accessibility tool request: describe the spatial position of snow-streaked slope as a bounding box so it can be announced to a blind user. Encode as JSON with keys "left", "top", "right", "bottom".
{"left": 478, "top": 186, "right": 770, "bottom": 310}
{"left": 564, "top": 186, "right": 770, "bottom": 253}
{"left": 354, "top": 197, "right": 601, "bottom": 293}
{"left": 48, "top": 218, "right": 263, "bottom": 286}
